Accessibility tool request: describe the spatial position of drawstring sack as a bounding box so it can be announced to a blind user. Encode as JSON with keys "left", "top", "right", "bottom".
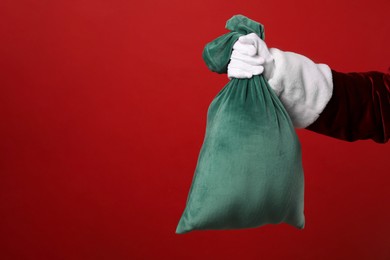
{"left": 176, "top": 15, "right": 305, "bottom": 234}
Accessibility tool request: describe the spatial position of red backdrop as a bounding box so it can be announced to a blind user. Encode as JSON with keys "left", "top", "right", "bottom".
{"left": 1, "top": 0, "right": 389, "bottom": 259}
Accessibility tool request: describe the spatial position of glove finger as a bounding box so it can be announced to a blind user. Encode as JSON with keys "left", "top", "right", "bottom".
{"left": 227, "top": 67, "right": 253, "bottom": 79}
{"left": 251, "top": 65, "right": 264, "bottom": 75}
{"left": 230, "top": 63, "right": 264, "bottom": 76}
{"left": 231, "top": 50, "right": 265, "bottom": 65}
{"left": 228, "top": 59, "right": 256, "bottom": 71}
{"left": 233, "top": 41, "right": 257, "bottom": 56}
{"left": 228, "top": 59, "right": 264, "bottom": 76}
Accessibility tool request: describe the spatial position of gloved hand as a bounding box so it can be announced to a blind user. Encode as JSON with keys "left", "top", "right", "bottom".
{"left": 227, "top": 33, "right": 334, "bottom": 129}
{"left": 228, "top": 33, "right": 275, "bottom": 80}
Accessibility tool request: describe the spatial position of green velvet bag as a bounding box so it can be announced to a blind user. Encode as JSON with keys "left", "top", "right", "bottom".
{"left": 176, "top": 15, "right": 305, "bottom": 234}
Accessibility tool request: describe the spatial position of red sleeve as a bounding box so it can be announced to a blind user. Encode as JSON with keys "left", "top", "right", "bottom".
{"left": 306, "top": 70, "right": 390, "bottom": 143}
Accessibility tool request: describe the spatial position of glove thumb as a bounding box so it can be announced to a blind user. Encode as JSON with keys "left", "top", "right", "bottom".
{"left": 238, "top": 33, "right": 258, "bottom": 47}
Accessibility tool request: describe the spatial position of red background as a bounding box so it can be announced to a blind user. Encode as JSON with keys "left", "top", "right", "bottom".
{"left": 1, "top": 0, "right": 389, "bottom": 259}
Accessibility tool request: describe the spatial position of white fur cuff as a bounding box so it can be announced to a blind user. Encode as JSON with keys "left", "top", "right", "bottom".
{"left": 268, "top": 48, "right": 333, "bottom": 128}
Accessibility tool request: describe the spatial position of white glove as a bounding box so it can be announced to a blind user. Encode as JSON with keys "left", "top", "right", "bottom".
{"left": 227, "top": 33, "right": 334, "bottom": 129}
{"left": 227, "top": 33, "right": 275, "bottom": 80}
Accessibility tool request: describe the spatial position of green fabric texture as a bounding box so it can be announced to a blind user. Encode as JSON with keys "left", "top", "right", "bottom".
{"left": 176, "top": 15, "right": 305, "bottom": 234}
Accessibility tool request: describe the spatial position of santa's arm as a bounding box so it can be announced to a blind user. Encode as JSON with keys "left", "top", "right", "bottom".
{"left": 306, "top": 70, "right": 390, "bottom": 143}
{"left": 228, "top": 35, "right": 390, "bottom": 143}
{"left": 267, "top": 48, "right": 390, "bottom": 143}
